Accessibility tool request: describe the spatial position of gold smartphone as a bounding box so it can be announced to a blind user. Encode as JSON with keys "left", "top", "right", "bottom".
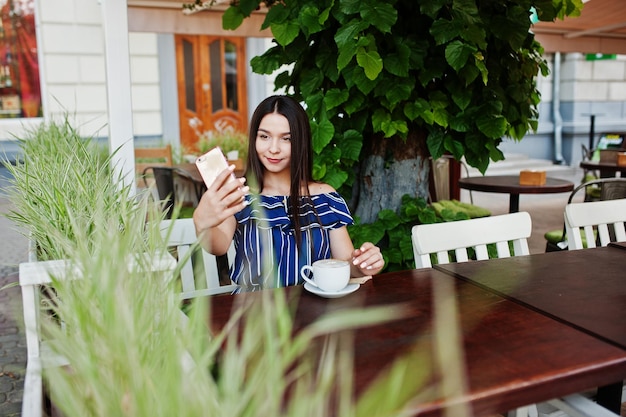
{"left": 195, "top": 147, "right": 235, "bottom": 188}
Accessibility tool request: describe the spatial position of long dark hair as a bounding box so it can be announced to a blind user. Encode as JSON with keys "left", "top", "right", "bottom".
{"left": 244, "top": 95, "right": 314, "bottom": 250}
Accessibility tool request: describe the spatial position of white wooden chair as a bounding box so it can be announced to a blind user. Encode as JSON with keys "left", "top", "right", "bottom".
{"left": 411, "top": 212, "right": 622, "bottom": 417}
{"left": 411, "top": 212, "right": 532, "bottom": 268}
{"left": 564, "top": 198, "right": 626, "bottom": 250}
{"left": 159, "top": 218, "right": 237, "bottom": 299}
{"left": 19, "top": 253, "right": 175, "bottom": 417}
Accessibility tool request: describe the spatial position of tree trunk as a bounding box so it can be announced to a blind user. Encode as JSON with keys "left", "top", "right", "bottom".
{"left": 354, "top": 129, "right": 430, "bottom": 224}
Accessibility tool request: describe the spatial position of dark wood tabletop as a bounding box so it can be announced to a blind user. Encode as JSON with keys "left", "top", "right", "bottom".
{"left": 609, "top": 241, "right": 626, "bottom": 250}
{"left": 207, "top": 268, "right": 626, "bottom": 416}
{"left": 434, "top": 246, "right": 626, "bottom": 412}
{"left": 434, "top": 246, "right": 626, "bottom": 350}
{"left": 458, "top": 175, "right": 574, "bottom": 212}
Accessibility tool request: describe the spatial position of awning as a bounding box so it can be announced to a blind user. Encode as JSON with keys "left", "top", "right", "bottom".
{"left": 128, "top": 0, "right": 626, "bottom": 53}
{"left": 127, "top": 0, "right": 271, "bottom": 36}
{"left": 533, "top": 0, "right": 626, "bottom": 54}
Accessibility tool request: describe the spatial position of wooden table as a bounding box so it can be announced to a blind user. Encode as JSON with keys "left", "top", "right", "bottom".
{"left": 434, "top": 246, "right": 626, "bottom": 412}
{"left": 207, "top": 268, "right": 626, "bottom": 416}
{"left": 580, "top": 160, "right": 626, "bottom": 178}
{"left": 458, "top": 175, "right": 574, "bottom": 213}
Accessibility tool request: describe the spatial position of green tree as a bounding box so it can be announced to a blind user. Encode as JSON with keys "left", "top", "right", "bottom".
{"left": 186, "top": 0, "right": 582, "bottom": 269}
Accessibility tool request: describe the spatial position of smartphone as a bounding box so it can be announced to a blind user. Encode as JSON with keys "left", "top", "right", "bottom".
{"left": 195, "top": 147, "right": 235, "bottom": 188}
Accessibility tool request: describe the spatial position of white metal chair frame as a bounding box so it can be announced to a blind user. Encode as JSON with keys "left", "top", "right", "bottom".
{"left": 160, "top": 218, "right": 237, "bottom": 299}
{"left": 412, "top": 212, "right": 532, "bottom": 268}
{"left": 565, "top": 198, "right": 626, "bottom": 250}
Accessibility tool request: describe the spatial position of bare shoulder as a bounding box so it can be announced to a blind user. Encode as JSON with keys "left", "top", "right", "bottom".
{"left": 308, "top": 182, "right": 336, "bottom": 195}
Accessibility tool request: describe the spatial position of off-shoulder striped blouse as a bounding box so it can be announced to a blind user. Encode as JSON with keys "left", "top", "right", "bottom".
{"left": 230, "top": 192, "right": 354, "bottom": 292}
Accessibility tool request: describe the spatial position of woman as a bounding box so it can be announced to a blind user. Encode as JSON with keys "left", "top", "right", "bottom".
{"left": 193, "top": 95, "right": 384, "bottom": 292}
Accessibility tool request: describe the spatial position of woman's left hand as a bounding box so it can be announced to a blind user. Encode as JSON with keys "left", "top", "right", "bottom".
{"left": 351, "top": 242, "right": 384, "bottom": 275}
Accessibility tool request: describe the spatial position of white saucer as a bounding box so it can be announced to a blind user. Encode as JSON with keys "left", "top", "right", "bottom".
{"left": 303, "top": 282, "right": 360, "bottom": 298}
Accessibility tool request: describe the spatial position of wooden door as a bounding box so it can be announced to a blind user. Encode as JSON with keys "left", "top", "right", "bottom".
{"left": 175, "top": 35, "right": 248, "bottom": 153}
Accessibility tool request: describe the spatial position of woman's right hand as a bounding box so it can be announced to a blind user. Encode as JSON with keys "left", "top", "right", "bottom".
{"left": 193, "top": 165, "right": 249, "bottom": 231}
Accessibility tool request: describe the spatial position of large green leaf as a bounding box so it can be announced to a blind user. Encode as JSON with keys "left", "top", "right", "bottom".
{"left": 262, "top": 3, "right": 289, "bottom": 28}
{"left": 340, "top": 130, "right": 363, "bottom": 161}
{"left": 271, "top": 21, "right": 300, "bottom": 46}
{"left": 361, "top": 1, "right": 397, "bottom": 33}
{"left": 377, "top": 209, "right": 402, "bottom": 231}
{"left": 430, "top": 19, "right": 460, "bottom": 45}
{"left": 384, "top": 81, "right": 412, "bottom": 104}
{"left": 344, "top": 92, "right": 365, "bottom": 115}
{"left": 338, "top": 0, "right": 361, "bottom": 15}
{"left": 356, "top": 48, "right": 383, "bottom": 80}
{"left": 383, "top": 42, "right": 410, "bottom": 77}
{"left": 324, "top": 88, "right": 349, "bottom": 110}
{"left": 432, "top": 108, "right": 449, "bottom": 127}
{"left": 311, "top": 117, "right": 335, "bottom": 153}
{"left": 299, "top": 67, "right": 324, "bottom": 97}
{"left": 426, "top": 129, "right": 446, "bottom": 159}
{"left": 299, "top": 5, "right": 323, "bottom": 37}
{"left": 305, "top": 91, "right": 324, "bottom": 115}
{"left": 222, "top": 7, "right": 244, "bottom": 30}
{"left": 337, "top": 42, "right": 358, "bottom": 72}
{"left": 404, "top": 99, "right": 430, "bottom": 121}
{"left": 334, "top": 19, "right": 364, "bottom": 48}
{"left": 238, "top": 0, "right": 261, "bottom": 15}
{"left": 445, "top": 41, "right": 473, "bottom": 72}
{"left": 315, "top": 42, "right": 340, "bottom": 82}
{"left": 348, "top": 222, "right": 386, "bottom": 248}
{"left": 371, "top": 109, "right": 390, "bottom": 134}
{"left": 420, "top": 0, "right": 448, "bottom": 18}
{"left": 443, "top": 134, "right": 465, "bottom": 159}
{"left": 322, "top": 168, "right": 349, "bottom": 191}
{"left": 476, "top": 114, "right": 507, "bottom": 139}
{"left": 250, "top": 49, "right": 282, "bottom": 75}
{"left": 345, "top": 65, "right": 377, "bottom": 95}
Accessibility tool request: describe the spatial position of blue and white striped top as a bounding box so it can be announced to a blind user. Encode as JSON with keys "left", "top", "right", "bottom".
{"left": 230, "top": 192, "right": 354, "bottom": 292}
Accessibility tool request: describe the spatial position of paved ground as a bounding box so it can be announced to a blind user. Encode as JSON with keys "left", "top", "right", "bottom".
{"left": 0, "top": 162, "right": 622, "bottom": 416}
{"left": 0, "top": 193, "right": 29, "bottom": 417}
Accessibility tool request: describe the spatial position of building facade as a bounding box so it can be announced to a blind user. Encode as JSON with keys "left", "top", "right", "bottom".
{"left": 1, "top": 0, "right": 625, "bottom": 169}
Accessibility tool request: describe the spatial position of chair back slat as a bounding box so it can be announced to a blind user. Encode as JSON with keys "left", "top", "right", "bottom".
{"left": 412, "top": 212, "right": 532, "bottom": 268}
{"left": 160, "top": 218, "right": 237, "bottom": 298}
{"left": 135, "top": 144, "right": 173, "bottom": 175}
{"left": 564, "top": 198, "right": 626, "bottom": 250}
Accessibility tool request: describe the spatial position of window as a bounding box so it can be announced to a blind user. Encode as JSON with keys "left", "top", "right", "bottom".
{"left": 0, "top": 0, "right": 41, "bottom": 119}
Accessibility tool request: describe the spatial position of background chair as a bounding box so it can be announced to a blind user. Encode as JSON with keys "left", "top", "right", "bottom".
{"left": 429, "top": 155, "right": 474, "bottom": 204}
{"left": 412, "top": 211, "right": 532, "bottom": 268}
{"left": 160, "top": 218, "right": 237, "bottom": 299}
{"left": 428, "top": 155, "right": 491, "bottom": 219}
{"left": 411, "top": 213, "right": 618, "bottom": 417}
{"left": 19, "top": 254, "right": 175, "bottom": 417}
{"left": 412, "top": 212, "right": 537, "bottom": 417}
{"left": 134, "top": 144, "right": 173, "bottom": 178}
{"left": 565, "top": 198, "right": 626, "bottom": 250}
{"left": 544, "top": 178, "right": 626, "bottom": 251}
{"left": 143, "top": 166, "right": 199, "bottom": 219}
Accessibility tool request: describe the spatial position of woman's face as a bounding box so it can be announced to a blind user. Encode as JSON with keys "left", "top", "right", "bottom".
{"left": 255, "top": 112, "right": 292, "bottom": 174}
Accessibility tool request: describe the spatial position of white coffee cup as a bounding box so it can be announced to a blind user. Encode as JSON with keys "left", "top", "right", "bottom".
{"left": 300, "top": 259, "right": 350, "bottom": 292}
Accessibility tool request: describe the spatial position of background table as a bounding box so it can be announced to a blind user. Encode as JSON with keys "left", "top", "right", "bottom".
{"left": 435, "top": 246, "right": 626, "bottom": 412}
{"left": 207, "top": 268, "right": 626, "bottom": 416}
{"left": 458, "top": 175, "right": 574, "bottom": 212}
{"left": 580, "top": 160, "right": 626, "bottom": 178}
